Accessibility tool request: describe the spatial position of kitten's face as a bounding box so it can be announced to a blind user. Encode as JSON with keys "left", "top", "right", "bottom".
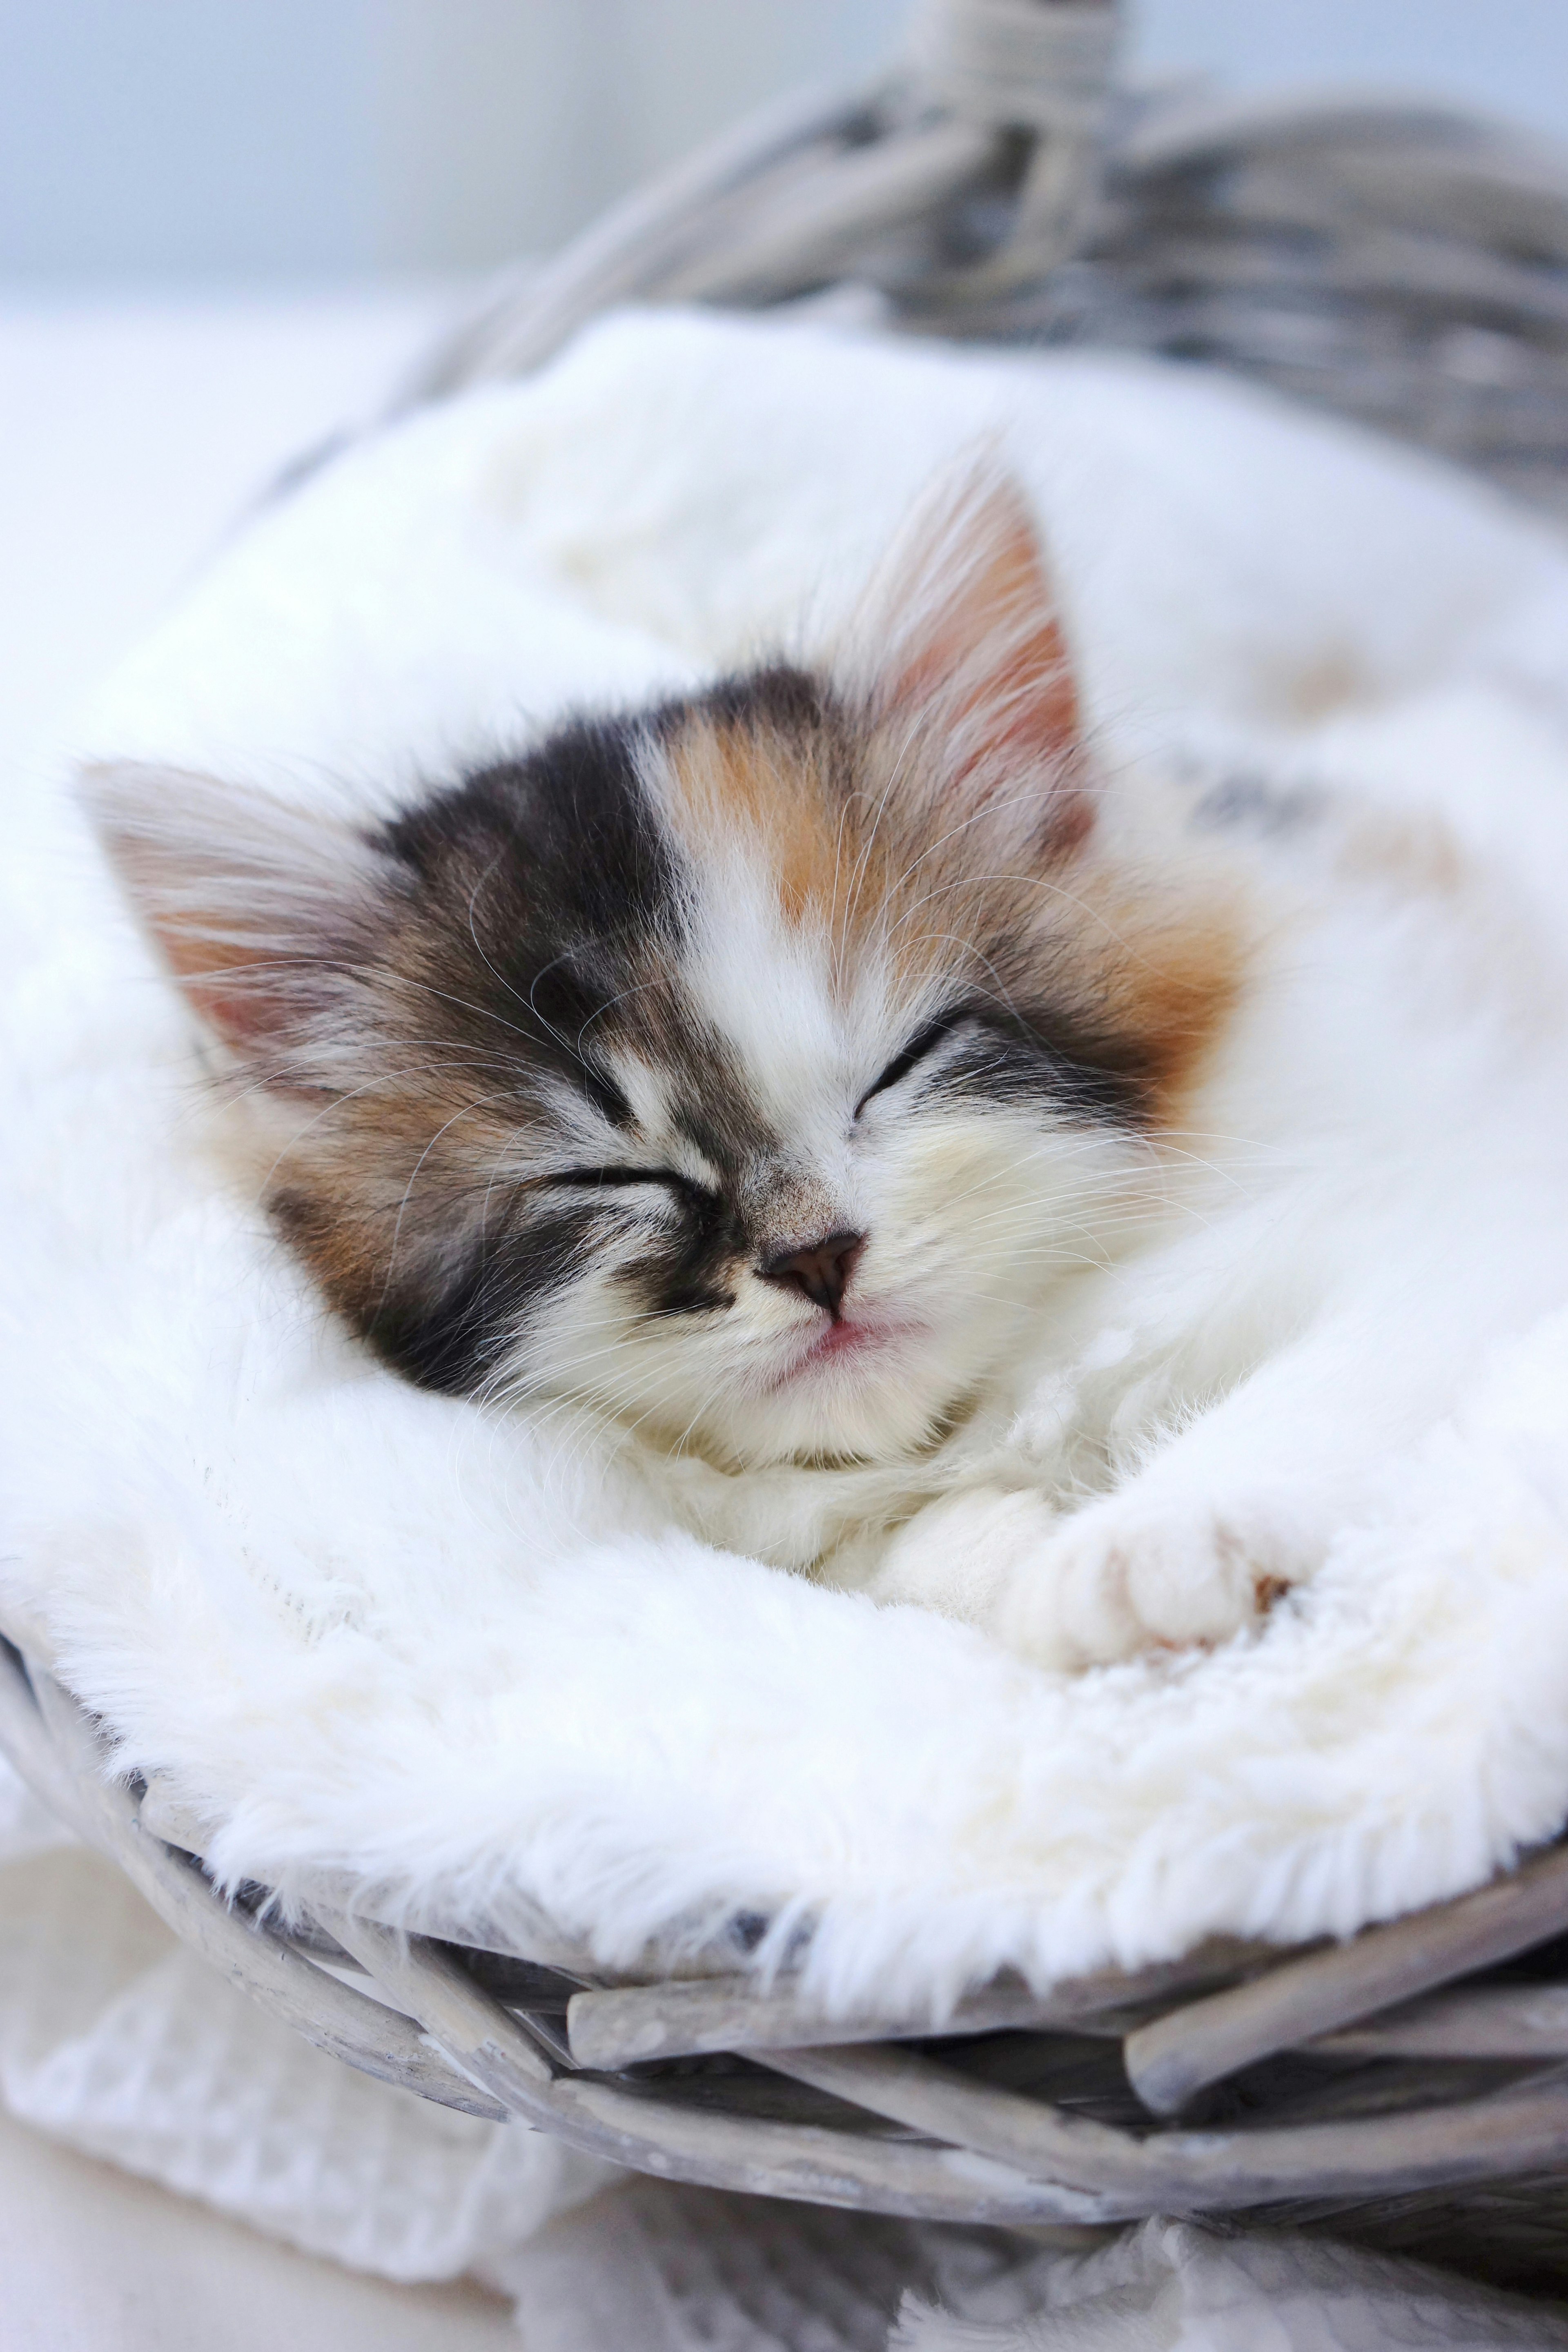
{"left": 88, "top": 477, "right": 1241, "bottom": 1468}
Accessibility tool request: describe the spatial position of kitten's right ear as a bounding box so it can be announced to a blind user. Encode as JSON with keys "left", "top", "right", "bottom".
{"left": 80, "top": 761, "right": 394, "bottom": 1071}
{"left": 840, "top": 462, "right": 1089, "bottom": 855}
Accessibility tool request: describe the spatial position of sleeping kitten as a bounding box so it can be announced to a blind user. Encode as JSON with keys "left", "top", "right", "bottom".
{"left": 84, "top": 468, "right": 1568, "bottom": 1670}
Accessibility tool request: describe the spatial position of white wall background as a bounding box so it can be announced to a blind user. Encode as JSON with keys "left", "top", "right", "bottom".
{"left": 3, "top": 1, "right": 1568, "bottom": 286}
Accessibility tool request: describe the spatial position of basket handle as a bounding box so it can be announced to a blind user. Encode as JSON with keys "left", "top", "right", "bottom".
{"left": 910, "top": 0, "right": 1123, "bottom": 280}
{"left": 396, "top": 0, "right": 1123, "bottom": 406}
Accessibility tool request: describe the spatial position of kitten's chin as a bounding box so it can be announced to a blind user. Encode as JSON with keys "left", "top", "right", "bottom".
{"left": 539, "top": 1294, "right": 1029, "bottom": 1472}
{"left": 650, "top": 1336, "right": 985, "bottom": 1471}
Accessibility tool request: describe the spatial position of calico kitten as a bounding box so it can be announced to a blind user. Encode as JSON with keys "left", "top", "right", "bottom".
{"left": 89, "top": 468, "right": 1562, "bottom": 1670}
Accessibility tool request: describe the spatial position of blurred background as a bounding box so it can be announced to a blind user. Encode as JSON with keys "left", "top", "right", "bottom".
{"left": 5, "top": 0, "right": 1568, "bottom": 290}
{"left": 5, "top": 1, "right": 1568, "bottom": 766}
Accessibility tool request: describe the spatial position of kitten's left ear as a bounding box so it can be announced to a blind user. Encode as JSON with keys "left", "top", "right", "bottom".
{"left": 849, "top": 463, "right": 1087, "bottom": 842}
{"left": 80, "top": 760, "right": 395, "bottom": 1076}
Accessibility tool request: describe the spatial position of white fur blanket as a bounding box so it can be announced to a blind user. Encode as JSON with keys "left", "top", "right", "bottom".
{"left": 7, "top": 310, "right": 1568, "bottom": 2016}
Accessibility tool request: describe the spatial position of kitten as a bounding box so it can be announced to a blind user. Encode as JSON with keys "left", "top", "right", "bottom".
{"left": 84, "top": 468, "right": 1568, "bottom": 1670}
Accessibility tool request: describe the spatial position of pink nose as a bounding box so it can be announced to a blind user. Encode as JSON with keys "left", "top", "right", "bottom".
{"left": 759, "top": 1231, "right": 864, "bottom": 1319}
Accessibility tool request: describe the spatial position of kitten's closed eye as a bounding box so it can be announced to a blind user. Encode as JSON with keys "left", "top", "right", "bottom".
{"left": 544, "top": 1167, "right": 704, "bottom": 1196}
{"left": 856, "top": 1014, "right": 965, "bottom": 1114}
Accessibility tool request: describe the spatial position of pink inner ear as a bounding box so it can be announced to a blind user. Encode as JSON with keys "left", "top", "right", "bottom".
{"left": 877, "top": 474, "right": 1084, "bottom": 828}
{"left": 138, "top": 900, "right": 312, "bottom": 1058}
{"left": 87, "top": 817, "right": 314, "bottom": 1061}
{"left": 80, "top": 762, "right": 380, "bottom": 1077}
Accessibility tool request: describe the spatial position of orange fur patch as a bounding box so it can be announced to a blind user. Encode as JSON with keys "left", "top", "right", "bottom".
{"left": 658, "top": 704, "right": 864, "bottom": 934}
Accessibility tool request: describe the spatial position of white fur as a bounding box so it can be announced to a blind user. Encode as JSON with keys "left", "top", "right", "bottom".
{"left": 7, "top": 310, "right": 1568, "bottom": 2012}
{"left": 865, "top": 756, "right": 1568, "bottom": 1661}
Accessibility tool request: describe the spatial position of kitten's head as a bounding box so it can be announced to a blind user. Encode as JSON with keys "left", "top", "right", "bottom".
{"left": 87, "top": 471, "right": 1241, "bottom": 1468}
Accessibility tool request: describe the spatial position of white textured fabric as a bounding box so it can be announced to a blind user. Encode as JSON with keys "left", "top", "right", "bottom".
{"left": 891, "top": 2221, "right": 1568, "bottom": 2350}
{"left": 500, "top": 2181, "right": 977, "bottom": 2350}
{"left": 500, "top": 2181, "right": 1568, "bottom": 2352}
{"left": 0, "top": 2098, "right": 519, "bottom": 2352}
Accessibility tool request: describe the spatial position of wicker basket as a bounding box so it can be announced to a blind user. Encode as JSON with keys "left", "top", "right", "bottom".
{"left": 8, "top": 0, "right": 1568, "bottom": 2297}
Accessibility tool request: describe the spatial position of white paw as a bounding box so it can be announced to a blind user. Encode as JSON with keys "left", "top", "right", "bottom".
{"left": 993, "top": 1490, "right": 1301, "bottom": 1670}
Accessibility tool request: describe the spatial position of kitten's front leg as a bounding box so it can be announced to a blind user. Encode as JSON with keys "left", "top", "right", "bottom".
{"left": 871, "top": 1324, "right": 1417, "bottom": 1669}
{"left": 868, "top": 1480, "right": 1292, "bottom": 1667}
{"left": 867, "top": 1484, "right": 1062, "bottom": 1633}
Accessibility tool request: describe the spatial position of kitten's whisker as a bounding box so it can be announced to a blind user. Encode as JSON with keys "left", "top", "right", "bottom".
{"left": 898, "top": 932, "right": 1029, "bottom": 1031}
{"left": 575, "top": 973, "right": 665, "bottom": 1043}
{"left": 231, "top": 1057, "right": 524, "bottom": 1200}
{"left": 372, "top": 1087, "right": 540, "bottom": 1311}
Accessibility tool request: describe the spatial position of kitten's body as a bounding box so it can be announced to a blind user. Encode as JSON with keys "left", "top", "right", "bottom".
{"left": 662, "top": 743, "right": 1568, "bottom": 1664}
{"left": 86, "top": 468, "right": 1568, "bottom": 1669}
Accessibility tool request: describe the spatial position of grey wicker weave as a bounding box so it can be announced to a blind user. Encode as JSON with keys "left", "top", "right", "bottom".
{"left": 7, "top": 0, "right": 1568, "bottom": 2298}
{"left": 402, "top": 0, "right": 1568, "bottom": 518}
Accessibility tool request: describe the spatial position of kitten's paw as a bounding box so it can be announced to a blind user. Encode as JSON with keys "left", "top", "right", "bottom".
{"left": 994, "top": 1491, "right": 1299, "bottom": 1670}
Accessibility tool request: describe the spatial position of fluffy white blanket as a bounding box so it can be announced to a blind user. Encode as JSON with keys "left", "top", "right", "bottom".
{"left": 7, "top": 310, "right": 1568, "bottom": 2015}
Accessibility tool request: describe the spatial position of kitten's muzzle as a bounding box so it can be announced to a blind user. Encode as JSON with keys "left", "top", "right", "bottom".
{"left": 758, "top": 1232, "right": 865, "bottom": 1321}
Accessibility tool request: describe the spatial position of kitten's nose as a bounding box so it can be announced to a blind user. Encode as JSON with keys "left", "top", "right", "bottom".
{"left": 759, "top": 1231, "right": 864, "bottom": 1319}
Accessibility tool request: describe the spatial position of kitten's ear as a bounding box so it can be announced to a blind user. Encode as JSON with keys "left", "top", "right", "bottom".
{"left": 80, "top": 762, "right": 393, "bottom": 1072}
{"left": 852, "top": 464, "right": 1085, "bottom": 836}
